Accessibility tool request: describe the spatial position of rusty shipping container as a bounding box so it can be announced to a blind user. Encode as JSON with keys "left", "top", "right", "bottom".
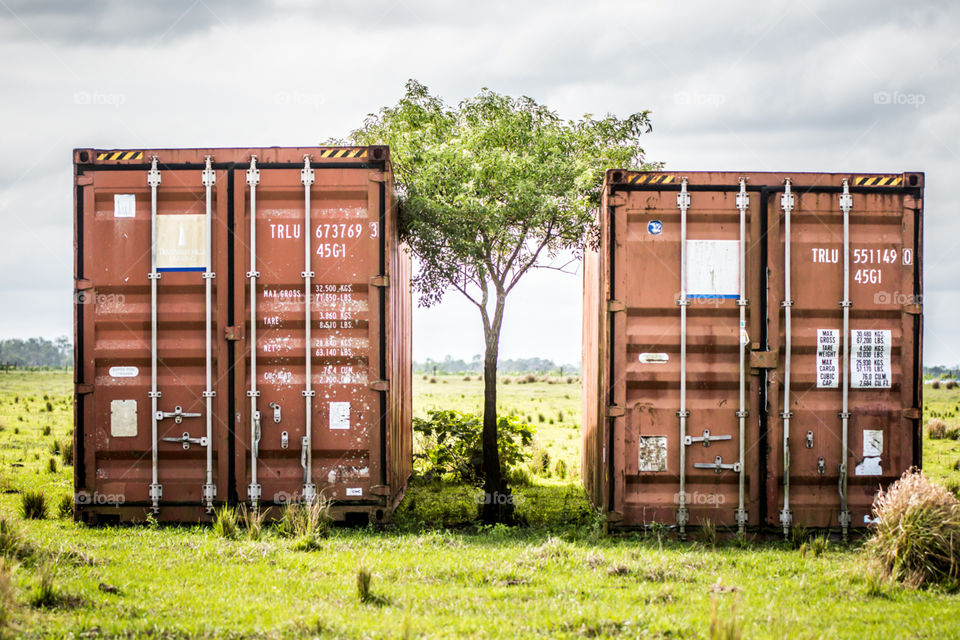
{"left": 73, "top": 146, "right": 412, "bottom": 524}
{"left": 583, "top": 170, "right": 923, "bottom": 537}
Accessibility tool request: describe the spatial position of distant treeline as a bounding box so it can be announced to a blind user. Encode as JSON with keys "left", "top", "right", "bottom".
{"left": 415, "top": 356, "right": 580, "bottom": 375}
{"left": 925, "top": 365, "right": 960, "bottom": 379}
{"left": 0, "top": 337, "right": 72, "bottom": 369}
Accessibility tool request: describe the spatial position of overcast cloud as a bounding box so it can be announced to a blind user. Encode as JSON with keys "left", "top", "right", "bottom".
{"left": 0, "top": 0, "right": 957, "bottom": 365}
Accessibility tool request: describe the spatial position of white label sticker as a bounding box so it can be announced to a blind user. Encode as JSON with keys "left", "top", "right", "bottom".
{"left": 109, "top": 366, "right": 139, "bottom": 378}
{"left": 851, "top": 329, "right": 891, "bottom": 388}
{"left": 345, "top": 487, "right": 362, "bottom": 497}
{"left": 329, "top": 401, "right": 351, "bottom": 430}
{"left": 863, "top": 430, "right": 883, "bottom": 457}
{"left": 110, "top": 399, "right": 138, "bottom": 437}
{"left": 816, "top": 329, "right": 839, "bottom": 388}
{"left": 638, "top": 436, "right": 667, "bottom": 472}
{"left": 114, "top": 194, "right": 136, "bottom": 218}
{"left": 855, "top": 457, "right": 882, "bottom": 476}
{"left": 156, "top": 214, "right": 207, "bottom": 270}
{"left": 638, "top": 353, "right": 669, "bottom": 364}
{"left": 685, "top": 239, "right": 740, "bottom": 298}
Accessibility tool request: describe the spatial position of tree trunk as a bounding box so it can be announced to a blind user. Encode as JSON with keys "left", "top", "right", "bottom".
{"left": 480, "top": 297, "right": 513, "bottom": 523}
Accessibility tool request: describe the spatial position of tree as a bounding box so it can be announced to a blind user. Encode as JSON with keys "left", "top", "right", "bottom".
{"left": 350, "top": 80, "right": 657, "bottom": 522}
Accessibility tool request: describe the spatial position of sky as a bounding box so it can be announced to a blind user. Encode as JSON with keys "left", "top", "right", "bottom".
{"left": 0, "top": 0, "right": 957, "bottom": 366}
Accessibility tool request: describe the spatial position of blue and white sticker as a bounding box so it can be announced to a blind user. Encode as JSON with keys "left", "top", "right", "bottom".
{"left": 647, "top": 220, "right": 663, "bottom": 235}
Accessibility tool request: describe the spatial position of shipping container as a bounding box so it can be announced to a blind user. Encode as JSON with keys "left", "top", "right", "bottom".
{"left": 73, "top": 146, "right": 411, "bottom": 524}
{"left": 582, "top": 170, "right": 923, "bottom": 538}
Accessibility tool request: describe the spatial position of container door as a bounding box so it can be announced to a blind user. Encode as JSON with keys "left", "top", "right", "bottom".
{"left": 238, "top": 158, "right": 385, "bottom": 507}
{"left": 768, "top": 175, "right": 923, "bottom": 533}
{"left": 74, "top": 157, "right": 230, "bottom": 520}
{"left": 612, "top": 176, "right": 762, "bottom": 533}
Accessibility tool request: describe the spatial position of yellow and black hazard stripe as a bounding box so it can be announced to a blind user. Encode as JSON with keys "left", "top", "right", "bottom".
{"left": 852, "top": 175, "right": 902, "bottom": 187}
{"left": 317, "top": 148, "right": 367, "bottom": 159}
{"left": 627, "top": 173, "right": 675, "bottom": 185}
{"left": 96, "top": 151, "right": 143, "bottom": 161}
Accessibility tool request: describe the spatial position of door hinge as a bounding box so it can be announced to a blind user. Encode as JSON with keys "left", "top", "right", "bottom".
{"left": 609, "top": 194, "right": 627, "bottom": 207}
{"left": 749, "top": 350, "right": 778, "bottom": 369}
{"left": 224, "top": 326, "right": 243, "bottom": 341}
{"left": 607, "top": 300, "right": 626, "bottom": 313}
{"left": 607, "top": 510, "right": 624, "bottom": 522}
{"left": 370, "top": 275, "right": 390, "bottom": 288}
{"left": 75, "top": 279, "right": 93, "bottom": 291}
{"left": 369, "top": 484, "right": 390, "bottom": 496}
{"left": 606, "top": 405, "right": 625, "bottom": 418}
{"left": 902, "top": 407, "right": 921, "bottom": 420}
{"left": 368, "top": 173, "right": 385, "bottom": 183}
{"left": 75, "top": 174, "right": 93, "bottom": 186}
{"left": 903, "top": 303, "right": 922, "bottom": 315}
{"left": 75, "top": 384, "right": 94, "bottom": 395}
{"left": 369, "top": 380, "right": 389, "bottom": 392}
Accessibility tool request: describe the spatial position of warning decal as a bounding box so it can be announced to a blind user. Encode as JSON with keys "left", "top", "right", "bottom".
{"left": 816, "top": 329, "right": 839, "bottom": 388}
{"left": 851, "top": 329, "right": 891, "bottom": 389}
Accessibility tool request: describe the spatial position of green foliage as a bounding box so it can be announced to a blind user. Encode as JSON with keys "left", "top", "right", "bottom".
{"left": 29, "top": 564, "right": 60, "bottom": 608}
{"left": 413, "top": 410, "right": 534, "bottom": 484}
{"left": 212, "top": 505, "right": 240, "bottom": 540}
{"left": 61, "top": 439, "right": 73, "bottom": 466}
{"left": 21, "top": 490, "right": 47, "bottom": 520}
{"left": 57, "top": 495, "right": 73, "bottom": 519}
{"left": 277, "top": 499, "right": 332, "bottom": 549}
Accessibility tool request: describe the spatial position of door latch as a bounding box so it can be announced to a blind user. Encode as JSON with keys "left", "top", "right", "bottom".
{"left": 817, "top": 457, "right": 825, "bottom": 475}
{"left": 693, "top": 455, "right": 741, "bottom": 473}
{"left": 280, "top": 430, "right": 289, "bottom": 450}
{"left": 155, "top": 406, "right": 201, "bottom": 424}
{"left": 683, "top": 428, "right": 733, "bottom": 448}
{"left": 806, "top": 431, "right": 814, "bottom": 449}
{"left": 162, "top": 432, "right": 208, "bottom": 450}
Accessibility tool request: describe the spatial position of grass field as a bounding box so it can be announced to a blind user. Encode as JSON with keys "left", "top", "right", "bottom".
{"left": 0, "top": 370, "right": 957, "bottom": 638}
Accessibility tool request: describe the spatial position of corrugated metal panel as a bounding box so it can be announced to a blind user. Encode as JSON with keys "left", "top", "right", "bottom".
{"left": 583, "top": 170, "right": 923, "bottom": 536}
{"left": 73, "top": 146, "right": 411, "bottom": 523}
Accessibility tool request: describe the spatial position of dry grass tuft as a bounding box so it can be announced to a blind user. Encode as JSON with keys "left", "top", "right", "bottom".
{"left": 865, "top": 469, "right": 960, "bottom": 589}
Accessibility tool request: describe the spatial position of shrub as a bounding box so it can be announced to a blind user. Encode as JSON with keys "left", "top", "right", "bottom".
{"left": 61, "top": 440, "right": 74, "bottom": 466}
{"left": 57, "top": 494, "right": 73, "bottom": 519}
{"left": 41, "top": 426, "right": 51, "bottom": 436}
{"left": 928, "top": 418, "right": 947, "bottom": 439}
{"left": 0, "top": 517, "right": 33, "bottom": 561}
{"left": 566, "top": 377, "right": 574, "bottom": 384}
{"left": 21, "top": 491, "right": 47, "bottom": 520}
{"left": 0, "top": 558, "right": 13, "bottom": 626}
{"left": 47, "top": 458, "right": 57, "bottom": 474}
{"left": 277, "top": 498, "right": 332, "bottom": 547}
{"left": 462, "top": 376, "right": 471, "bottom": 381}
{"left": 698, "top": 518, "right": 718, "bottom": 549}
{"left": 947, "top": 426, "right": 960, "bottom": 441}
{"left": 810, "top": 534, "right": 830, "bottom": 557}
{"left": 554, "top": 458, "right": 568, "bottom": 479}
{"left": 865, "top": 470, "right": 960, "bottom": 588}
{"left": 529, "top": 446, "right": 551, "bottom": 477}
{"left": 932, "top": 380, "right": 941, "bottom": 389}
{"left": 948, "top": 380, "right": 958, "bottom": 390}
{"left": 412, "top": 410, "right": 534, "bottom": 485}
{"left": 45, "top": 402, "right": 53, "bottom": 412}
{"left": 537, "top": 413, "right": 545, "bottom": 423}
{"left": 429, "top": 377, "right": 437, "bottom": 384}
{"left": 212, "top": 504, "right": 240, "bottom": 540}
{"left": 524, "top": 374, "right": 536, "bottom": 384}
{"left": 29, "top": 564, "right": 60, "bottom": 608}
{"left": 240, "top": 505, "right": 270, "bottom": 541}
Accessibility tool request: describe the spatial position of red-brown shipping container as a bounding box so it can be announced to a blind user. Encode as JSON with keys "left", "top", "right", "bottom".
{"left": 73, "top": 146, "right": 412, "bottom": 524}
{"left": 583, "top": 170, "right": 923, "bottom": 538}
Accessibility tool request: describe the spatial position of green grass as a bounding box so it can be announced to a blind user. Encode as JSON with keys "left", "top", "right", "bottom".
{"left": 0, "top": 370, "right": 956, "bottom": 637}
{"left": 923, "top": 383, "right": 960, "bottom": 494}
